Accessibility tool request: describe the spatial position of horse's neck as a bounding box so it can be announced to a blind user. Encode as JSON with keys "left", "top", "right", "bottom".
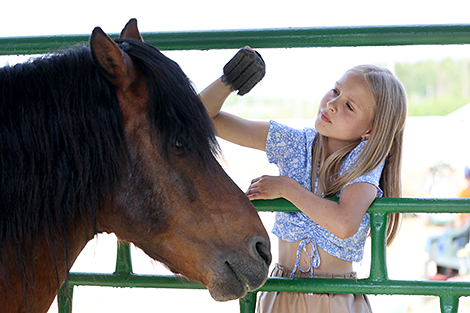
{"left": 0, "top": 221, "right": 94, "bottom": 312}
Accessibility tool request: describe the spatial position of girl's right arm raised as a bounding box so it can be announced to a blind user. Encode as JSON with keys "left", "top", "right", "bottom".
{"left": 199, "top": 49, "right": 270, "bottom": 151}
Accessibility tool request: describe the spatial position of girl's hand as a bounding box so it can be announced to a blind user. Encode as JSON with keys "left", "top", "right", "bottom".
{"left": 246, "top": 175, "right": 296, "bottom": 200}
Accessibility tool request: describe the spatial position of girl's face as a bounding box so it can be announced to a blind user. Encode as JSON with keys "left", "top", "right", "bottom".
{"left": 315, "top": 70, "right": 375, "bottom": 153}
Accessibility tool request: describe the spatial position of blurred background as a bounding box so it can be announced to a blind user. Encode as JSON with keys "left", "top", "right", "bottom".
{"left": 2, "top": 1, "right": 470, "bottom": 312}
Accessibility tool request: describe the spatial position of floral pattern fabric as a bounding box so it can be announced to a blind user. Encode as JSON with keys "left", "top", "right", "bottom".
{"left": 266, "top": 121, "right": 384, "bottom": 277}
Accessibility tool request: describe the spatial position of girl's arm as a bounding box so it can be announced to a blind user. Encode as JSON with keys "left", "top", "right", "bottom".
{"left": 246, "top": 175, "right": 377, "bottom": 239}
{"left": 199, "top": 50, "right": 270, "bottom": 151}
{"left": 199, "top": 76, "right": 233, "bottom": 119}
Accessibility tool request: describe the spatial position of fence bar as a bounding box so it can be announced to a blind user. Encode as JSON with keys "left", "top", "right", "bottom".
{"left": 440, "top": 296, "right": 460, "bottom": 313}
{"left": 68, "top": 273, "right": 205, "bottom": 289}
{"left": 2, "top": 24, "right": 470, "bottom": 55}
{"left": 368, "top": 212, "right": 388, "bottom": 282}
{"left": 261, "top": 277, "right": 470, "bottom": 298}
{"left": 254, "top": 198, "right": 470, "bottom": 214}
{"left": 239, "top": 292, "right": 257, "bottom": 313}
{"left": 57, "top": 284, "right": 73, "bottom": 313}
{"left": 65, "top": 272, "right": 470, "bottom": 297}
{"left": 115, "top": 241, "right": 133, "bottom": 275}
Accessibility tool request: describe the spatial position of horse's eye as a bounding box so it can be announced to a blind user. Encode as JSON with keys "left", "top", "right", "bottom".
{"left": 175, "top": 141, "right": 186, "bottom": 153}
{"left": 175, "top": 140, "right": 192, "bottom": 153}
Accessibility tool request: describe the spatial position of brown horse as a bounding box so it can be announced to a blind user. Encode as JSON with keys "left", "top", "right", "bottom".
{"left": 0, "top": 19, "right": 271, "bottom": 312}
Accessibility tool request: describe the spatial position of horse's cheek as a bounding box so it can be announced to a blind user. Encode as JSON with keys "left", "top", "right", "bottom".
{"left": 100, "top": 160, "right": 167, "bottom": 241}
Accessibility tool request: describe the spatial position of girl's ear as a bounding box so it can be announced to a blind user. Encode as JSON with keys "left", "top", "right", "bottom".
{"left": 361, "top": 129, "right": 372, "bottom": 140}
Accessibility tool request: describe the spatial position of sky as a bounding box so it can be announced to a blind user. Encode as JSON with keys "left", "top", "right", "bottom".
{"left": 2, "top": 0, "right": 470, "bottom": 36}
{"left": 2, "top": 0, "right": 470, "bottom": 100}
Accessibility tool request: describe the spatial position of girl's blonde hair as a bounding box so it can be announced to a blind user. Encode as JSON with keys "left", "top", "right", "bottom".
{"left": 312, "top": 64, "right": 407, "bottom": 246}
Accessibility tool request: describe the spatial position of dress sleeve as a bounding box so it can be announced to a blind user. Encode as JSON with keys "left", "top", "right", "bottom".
{"left": 266, "top": 121, "right": 312, "bottom": 172}
{"left": 340, "top": 141, "right": 385, "bottom": 197}
{"left": 343, "top": 164, "right": 385, "bottom": 197}
{"left": 266, "top": 120, "right": 318, "bottom": 191}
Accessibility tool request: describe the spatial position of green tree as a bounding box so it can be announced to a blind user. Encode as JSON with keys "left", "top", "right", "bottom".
{"left": 395, "top": 59, "right": 470, "bottom": 116}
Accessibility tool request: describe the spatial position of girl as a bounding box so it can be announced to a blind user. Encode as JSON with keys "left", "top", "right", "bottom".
{"left": 200, "top": 49, "right": 407, "bottom": 313}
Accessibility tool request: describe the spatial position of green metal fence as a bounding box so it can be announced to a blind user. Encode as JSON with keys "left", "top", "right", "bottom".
{"left": 55, "top": 198, "right": 470, "bottom": 313}
{"left": 2, "top": 24, "right": 470, "bottom": 313}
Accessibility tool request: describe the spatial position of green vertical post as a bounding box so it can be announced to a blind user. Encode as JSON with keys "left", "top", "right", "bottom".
{"left": 440, "top": 296, "right": 459, "bottom": 313}
{"left": 115, "top": 241, "right": 133, "bottom": 275}
{"left": 368, "top": 212, "right": 388, "bottom": 282}
{"left": 239, "top": 292, "right": 257, "bottom": 313}
{"left": 58, "top": 283, "right": 74, "bottom": 313}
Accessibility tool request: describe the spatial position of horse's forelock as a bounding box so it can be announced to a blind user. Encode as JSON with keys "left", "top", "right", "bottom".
{"left": 116, "top": 39, "right": 221, "bottom": 165}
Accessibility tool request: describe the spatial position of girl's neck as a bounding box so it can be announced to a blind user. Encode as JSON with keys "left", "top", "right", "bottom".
{"left": 324, "top": 137, "right": 351, "bottom": 158}
{"left": 325, "top": 137, "right": 348, "bottom": 158}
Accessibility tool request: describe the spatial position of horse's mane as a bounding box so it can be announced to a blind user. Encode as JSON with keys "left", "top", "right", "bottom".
{"left": 0, "top": 46, "right": 128, "bottom": 297}
{"left": 0, "top": 39, "right": 219, "bottom": 297}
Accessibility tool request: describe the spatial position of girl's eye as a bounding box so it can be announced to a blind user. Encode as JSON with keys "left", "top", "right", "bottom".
{"left": 332, "top": 88, "right": 339, "bottom": 95}
{"left": 346, "top": 103, "right": 353, "bottom": 111}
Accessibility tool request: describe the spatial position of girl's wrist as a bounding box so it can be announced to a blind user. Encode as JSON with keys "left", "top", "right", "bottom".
{"left": 220, "top": 75, "right": 234, "bottom": 92}
{"left": 280, "top": 176, "right": 298, "bottom": 202}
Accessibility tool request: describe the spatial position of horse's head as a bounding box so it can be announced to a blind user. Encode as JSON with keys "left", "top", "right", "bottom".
{"left": 91, "top": 19, "right": 271, "bottom": 301}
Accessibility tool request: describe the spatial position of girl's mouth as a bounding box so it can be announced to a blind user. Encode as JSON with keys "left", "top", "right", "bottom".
{"left": 320, "top": 112, "right": 331, "bottom": 123}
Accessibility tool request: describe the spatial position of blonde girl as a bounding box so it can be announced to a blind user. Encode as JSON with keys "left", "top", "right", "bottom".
{"left": 200, "top": 50, "right": 407, "bottom": 313}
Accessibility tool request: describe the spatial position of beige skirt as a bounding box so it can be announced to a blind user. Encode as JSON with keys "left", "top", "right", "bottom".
{"left": 257, "top": 264, "right": 372, "bottom": 313}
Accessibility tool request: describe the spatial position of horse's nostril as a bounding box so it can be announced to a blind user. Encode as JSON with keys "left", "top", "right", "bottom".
{"left": 250, "top": 236, "right": 272, "bottom": 267}
{"left": 256, "top": 241, "right": 272, "bottom": 266}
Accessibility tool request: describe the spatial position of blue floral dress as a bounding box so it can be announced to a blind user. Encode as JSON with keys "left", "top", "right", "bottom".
{"left": 266, "top": 121, "right": 384, "bottom": 277}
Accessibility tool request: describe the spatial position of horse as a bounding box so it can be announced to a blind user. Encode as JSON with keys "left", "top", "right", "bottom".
{"left": 0, "top": 19, "right": 271, "bottom": 312}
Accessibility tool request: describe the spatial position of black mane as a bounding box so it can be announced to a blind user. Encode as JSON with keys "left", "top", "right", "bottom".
{"left": 0, "top": 46, "right": 127, "bottom": 295}
{"left": 0, "top": 39, "right": 219, "bottom": 295}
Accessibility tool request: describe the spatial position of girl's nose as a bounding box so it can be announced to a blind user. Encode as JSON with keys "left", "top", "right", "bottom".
{"left": 327, "top": 99, "right": 338, "bottom": 112}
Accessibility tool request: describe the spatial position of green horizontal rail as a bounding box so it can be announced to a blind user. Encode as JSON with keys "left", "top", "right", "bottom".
{"left": 2, "top": 24, "right": 470, "bottom": 55}
{"left": 65, "top": 271, "right": 470, "bottom": 297}
{"left": 255, "top": 197, "right": 470, "bottom": 214}
{"left": 66, "top": 266, "right": 470, "bottom": 297}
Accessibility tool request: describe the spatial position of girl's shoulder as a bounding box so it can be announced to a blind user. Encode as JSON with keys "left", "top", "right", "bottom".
{"left": 346, "top": 140, "right": 368, "bottom": 162}
{"left": 340, "top": 140, "right": 385, "bottom": 197}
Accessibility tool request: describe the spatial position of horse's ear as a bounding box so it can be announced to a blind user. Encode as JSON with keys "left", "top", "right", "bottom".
{"left": 120, "top": 18, "right": 143, "bottom": 42}
{"left": 90, "top": 27, "right": 136, "bottom": 88}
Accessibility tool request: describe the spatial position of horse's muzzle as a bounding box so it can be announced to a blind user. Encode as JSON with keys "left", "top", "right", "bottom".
{"left": 208, "top": 235, "right": 271, "bottom": 301}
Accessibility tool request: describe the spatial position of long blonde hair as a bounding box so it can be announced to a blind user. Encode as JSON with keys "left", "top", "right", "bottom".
{"left": 311, "top": 64, "right": 407, "bottom": 246}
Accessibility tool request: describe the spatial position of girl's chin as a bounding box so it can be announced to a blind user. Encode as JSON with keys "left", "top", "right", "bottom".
{"left": 314, "top": 120, "right": 327, "bottom": 135}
